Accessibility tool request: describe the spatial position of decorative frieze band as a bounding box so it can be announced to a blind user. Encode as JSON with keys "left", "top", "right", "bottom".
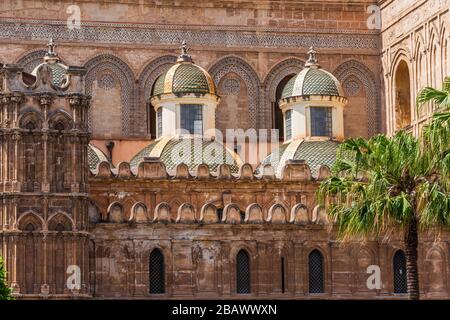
{"left": 0, "top": 19, "right": 380, "bottom": 50}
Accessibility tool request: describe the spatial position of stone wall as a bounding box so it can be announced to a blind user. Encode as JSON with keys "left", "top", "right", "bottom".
{"left": 87, "top": 160, "right": 450, "bottom": 298}
{"left": 380, "top": 0, "right": 450, "bottom": 136}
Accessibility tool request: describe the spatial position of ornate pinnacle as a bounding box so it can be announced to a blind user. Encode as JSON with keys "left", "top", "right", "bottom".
{"left": 44, "top": 38, "right": 60, "bottom": 63}
{"left": 305, "top": 46, "right": 320, "bottom": 68}
{"left": 177, "top": 40, "right": 193, "bottom": 63}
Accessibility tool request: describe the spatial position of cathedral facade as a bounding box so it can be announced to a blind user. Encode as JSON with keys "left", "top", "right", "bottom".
{"left": 0, "top": 0, "right": 449, "bottom": 299}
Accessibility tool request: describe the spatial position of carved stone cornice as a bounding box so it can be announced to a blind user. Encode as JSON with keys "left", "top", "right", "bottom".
{"left": 67, "top": 93, "right": 83, "bottom": 108}
{"left": 36, "top": 92, "right": 54, "bottom": 107}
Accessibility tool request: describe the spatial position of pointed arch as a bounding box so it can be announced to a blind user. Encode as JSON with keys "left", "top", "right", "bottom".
{"left": 107, "top": 202, "right": 124, "bottom": 223}
{"left": 392, "top": 58, "right": 412, "bottom": 130}
{"left": 263, "top": 57, "right": 304, "bottom": 136}
{"left": 84, "top": 54, "right": 135, "bottom": 136}
{"left": 209, "top": 55, "right": 261, "bottom": 129}
{"left": 138, "top": 55, "right": 177, "bottom": 137}
{"left": 16, "top": 49, "right": 66, "bottom": 73}
{"left": 47, "top": 109, "right": 73, "bottom": 130}
{"left": 17, "top": 211, "right": 45, "bottom": 231}
{"left": 333, "top": 59, "right": 381, "bottom": 136}
{"left": 18, "top": 109, "right": 43, "bottom": 130}
{"left": 47, "top": 212, "right": 74, "bottom": 231}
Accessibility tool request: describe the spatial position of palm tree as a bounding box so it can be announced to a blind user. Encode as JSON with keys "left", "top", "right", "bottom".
{"left": 0, "top": 256, "right": 13, "bottom": 300}
{"left": 317, "top": 78, "right": 450, "bottom": 300}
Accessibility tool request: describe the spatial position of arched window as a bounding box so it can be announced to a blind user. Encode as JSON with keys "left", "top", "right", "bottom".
{"left": 393, "top": 250, "right": 407, "bottom": 294}
{"left": 273, "top": 75, "right": 294, "bottom": 141}
{"left": 394, "top": 60, "right": 411, "bottom": 130}
{"left": 309, "top": 249, "right": 324, "bottom": 294}
{"left": 149, "top": 248, "right": 165, "bottom": 294}
{"left": 236, "top": 249, "right": 251, "bottom": 294}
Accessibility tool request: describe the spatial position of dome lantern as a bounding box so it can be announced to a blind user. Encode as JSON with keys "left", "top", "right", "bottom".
{"left": 150, "top": 41, "right": 219, "bottom": 139}
{"left": 279, "top": 47, "right": 348, "bottom": 142}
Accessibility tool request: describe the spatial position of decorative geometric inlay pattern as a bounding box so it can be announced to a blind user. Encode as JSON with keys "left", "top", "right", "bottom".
{"left": 84, "top": 54, "right": 134, "bottom": 136}
{"left": 222, "top": 78, "right": 240, "bottom": 95}
{"left": 344, "top": 78, "right": 361, "bottom": 96}
{"left": 97, "top": 73, "right": 116, "bottom": 90}
{"left": 0, "top": 19, "right": 380, "bottom": 50}
{"left": 333, "top": 60, "right": 380, "bottom": 135}
{"left": 210, "top": 56, "right": 260, "bottom": 128}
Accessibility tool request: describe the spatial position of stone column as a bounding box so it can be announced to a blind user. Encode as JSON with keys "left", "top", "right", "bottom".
{"left": 11, "top": 132, "right": 21, "bottom": 191}
{"left": 10, "top": 234, "right": 21, "bottom": 294}
{"left": 38, "top": 94, "right": 53, "bottom": 193}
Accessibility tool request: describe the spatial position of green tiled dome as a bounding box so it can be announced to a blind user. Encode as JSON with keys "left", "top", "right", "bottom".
{"left": 152, "top": 62, "right": 216, "bottom": 97}
{"left": 130, "top": 136, "right": 241, "bottom": 173}
{"left": 257, "top": 140, "right": 340, "bottom": 178}
{"left": 281, "top": 67, "right": 343, "bottom": 99}
{"left": 88, "top": 144, "right": 110, "bottom": 171}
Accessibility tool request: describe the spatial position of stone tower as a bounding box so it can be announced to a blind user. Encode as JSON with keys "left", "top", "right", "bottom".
{"left": 0, "top": 40, "right": 92, "bottom": 298}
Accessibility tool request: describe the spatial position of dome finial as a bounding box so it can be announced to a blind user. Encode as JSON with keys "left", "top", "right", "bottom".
{"left": 44, "top": 38, "right": 60, "bottom": 63}
{"left": 177, "top": 40, "right": 193, "bottom": 63}
{"left": 305, "top": 46, "right": 320, "bottom": 68}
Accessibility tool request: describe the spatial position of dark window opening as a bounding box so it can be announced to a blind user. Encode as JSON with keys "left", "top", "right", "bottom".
{"left": 217, "top": 208, "right": 223, "bottom": 222}
{"left": 236, "top": 249, "right": 251, "bottom": 294}
{"left": 281, "top": 257, "right": 286, "bottom": 293}
{"left": 147, "top": 102, "right": 156, "bottom": 138}
{"left": 393, "top": 250, "right": 407, "bottom": 294}
{"left": 149, "top": 248, "right": 165, "bottom": 294}
{"left": 309, "top": 249, "right": 324, "bottom": 294}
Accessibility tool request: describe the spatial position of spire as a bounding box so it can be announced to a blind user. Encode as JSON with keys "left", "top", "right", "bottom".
{"left": 305, "top": 46, "right": 320, "bottom": 68}
{"left": 177, "top": 40, "right": 193, "bottom": 63}
{"left": 44, "top": 38, "right": 60, "bottom": 63}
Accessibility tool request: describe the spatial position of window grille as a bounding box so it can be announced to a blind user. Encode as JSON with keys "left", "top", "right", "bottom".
{"left": 236, "top": 249, "right": 251, "bottom": 294}
{"left": 310, "top": 107, "right": 332, "bottom": 137}
{"left": 180, "top": 104, "right": 203, "bottom": 134}
{"left": 393, "top": 250, "right": 407, "bottom": 294}
{"left": 285, "top": 109, "right": 292, "bottom": 140}
{"left": 309, "top": 249, "right": 324, "bottom": 293}
{"left": 149, "top": 249, "right": 165, "bottom": 294}
{"left": 157, "top": 108, "right": 163, "bottom": 138}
